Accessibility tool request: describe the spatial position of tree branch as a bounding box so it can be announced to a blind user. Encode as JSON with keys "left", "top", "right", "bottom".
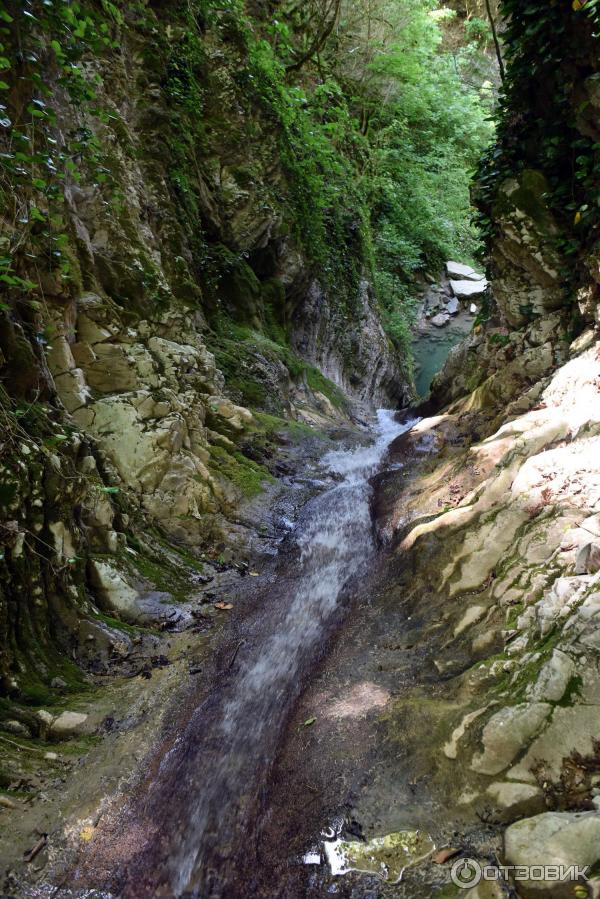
{"left": 285, "top": 0, "right": 341, "bottom": 73}
{"left": 484, "top": 0, "right": 505, "bottom": 83}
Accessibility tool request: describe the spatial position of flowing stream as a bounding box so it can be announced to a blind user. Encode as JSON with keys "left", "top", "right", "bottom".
{"left": 118, "top": 410, "right": 417, "bottom": 898}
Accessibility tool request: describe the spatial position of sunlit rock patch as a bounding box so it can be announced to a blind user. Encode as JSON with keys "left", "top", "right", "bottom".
{"left": 318, "top": 681, "right": 390, "bottom": 721}
{"left": 367, "top": 331, "right": 600, "bottom": 894}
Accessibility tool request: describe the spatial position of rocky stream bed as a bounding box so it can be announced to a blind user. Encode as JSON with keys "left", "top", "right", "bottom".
{"left": 5, "top": 312, "right": 600, "bottom": 899}
{"left": 2, "top": 2, "right": 599, "bottom": 895}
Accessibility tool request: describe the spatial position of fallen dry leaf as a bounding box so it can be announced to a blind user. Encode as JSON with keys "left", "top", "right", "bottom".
{"left": 80, "top": 826, "right": 95, "bottom": 842}
{"left": 432, "top": 847, "right": 461, "bottom": 865}
{"left": 214, "top": 602, "right": 233, "bottom": 611}
{"left": 249, "top": 571, "right": 260, "bottom": 577}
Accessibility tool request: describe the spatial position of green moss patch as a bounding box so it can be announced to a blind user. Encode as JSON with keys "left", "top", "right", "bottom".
{"left": 211, "top": 318, "right": 348, "bottom": 412}
{"left": 208, "top": 444, "right": 275, "bottom": 498}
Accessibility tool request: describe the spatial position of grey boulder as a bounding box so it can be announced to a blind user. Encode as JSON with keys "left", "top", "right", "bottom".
{"left": 450, "top": 278, "right": 489, "bottom": 299}
{"left": 446, "top": 260, "right": 486, "bottom": 281}
{"left": 504, "top": 811, "right": 600, "bottom": 897}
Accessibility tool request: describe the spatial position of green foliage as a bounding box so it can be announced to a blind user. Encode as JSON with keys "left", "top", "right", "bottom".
{"left": 242, "top": 37, "right": 368, "bottom": 302}
{"left": 0, "top": 0, "right": 120, "bottom": 308}
{"left": 488, "top": 332, "right": 511, "bottom": 347}
{"left": 475, "top": 0, "right": 599, "bottom": 270}
{"left": 345, "top": 0, "right": 493, "bottom": 337}
{"left": 212, "top": 316, "right": 348, "bottom": 411}
{"left": 266, "top": 0, "right": 491, "bottom": 347}
{"left": 0, "top": 0, "right": 494, "bottom": 376}
{"left": 210, "top": 0, "right": 492, "bottom": 350}
{"left": 251, "top": 410, "right": 317, "bottom": 441}
{"left": 304, "top": 365, "right": 348, "bottom": 409}
{"left": 465, "top": 15, "right": 493, "bottom": 46}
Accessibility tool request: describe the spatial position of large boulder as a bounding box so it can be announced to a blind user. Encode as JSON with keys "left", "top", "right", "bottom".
{"left": 88, "top": 559, "right": 142, "bottom": 620}
{"left": 446, "top": 261, "right": 486, "bottom": 281}
{"left": 507, "top": 705, "right": 600, "bottom": 785}
{"left": 504, "top": 811, "right": 600, "bottom": 897}
{"left": 485, "top": 781, "right": 545, "bottom": 822}
{"left": 470, "top": 703, "right": 551, "bottom": 775}
{"left": 54, "top": 368, "right": 91, "bottom": 413}
{"left": 49, "top": 711, "right": 90, "bottom": 738}
{"left": 36, "top": 709, "right": 91, "bottom": 740}
{"left": 527, "top": 650, "right": 575, "bottom": 703}
{"left": 83, "top": 342, "right": 158, "bottom": 392}
{"left": 575, "top": 542, "right": 600, "bottom": 575}
{"left": 489, "top": 172, "right": 566, "bottom": 327}
{"left": 205, "top": 396, "right": 254, "bottom": 438}
{"left": 450, "top": 278, "right": 489, "bottom": 299}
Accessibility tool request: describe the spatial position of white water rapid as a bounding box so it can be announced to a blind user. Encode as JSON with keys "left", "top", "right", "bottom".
{"left": 117, "top": 410, "right": 417, "bottom": 899}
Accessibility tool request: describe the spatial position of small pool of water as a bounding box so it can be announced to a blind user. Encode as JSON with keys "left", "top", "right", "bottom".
{"left": 412, "top": 312, "right": 474, "bottom": 397}
{"left": 304, "top": 826, "right": 435, "bottom": 884}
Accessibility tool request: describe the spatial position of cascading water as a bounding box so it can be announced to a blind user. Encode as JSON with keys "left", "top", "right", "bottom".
{"left": 113, "top": 411, "right": 418, "bottom": 898}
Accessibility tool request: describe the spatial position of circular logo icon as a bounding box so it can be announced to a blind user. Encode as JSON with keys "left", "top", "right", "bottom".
{"left": 451, "top": 858, "right": 482, "bottom": 889}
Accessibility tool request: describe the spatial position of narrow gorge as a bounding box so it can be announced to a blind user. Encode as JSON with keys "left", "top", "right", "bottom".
{"left": 0, "top": 1, "right": 599, "bottom": 897}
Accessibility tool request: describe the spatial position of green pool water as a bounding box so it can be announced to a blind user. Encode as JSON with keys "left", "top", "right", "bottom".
{"left": 412, "top": 314, "right": 473, "bottom": 398}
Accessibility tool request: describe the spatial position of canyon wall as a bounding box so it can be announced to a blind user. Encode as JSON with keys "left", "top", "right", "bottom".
{"left": 370, "top": 3, "right": 600, "bottom": 891}
{"left": 0, "top": 1, "right": 407, "bottom": 708}
{"left": 431, "top": 0, "right": 599, "bottom": 414}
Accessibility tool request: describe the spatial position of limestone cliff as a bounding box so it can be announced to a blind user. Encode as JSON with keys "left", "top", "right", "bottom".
{"left": 1, "top": 1, "right": 599, "bottom": 892}
{"left": 365, "top": 2, "right": 600, "bottom": 891}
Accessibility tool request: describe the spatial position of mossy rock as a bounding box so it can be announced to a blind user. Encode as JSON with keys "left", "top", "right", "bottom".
{"left": 215, "top": 253, "right": 263, "bottom": 329}
{"left": 499, "top": 169, "right": 558, "bottom": 236}
{"left": 262, "top": 278, "right": 289, "bottom": 344}
{"left": 208, "top": 444, "right": 274, "bottom": 498}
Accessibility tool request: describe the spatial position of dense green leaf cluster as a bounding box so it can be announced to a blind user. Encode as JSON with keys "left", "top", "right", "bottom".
{"left": 357, "top": 1, "right": 494, "bottom": 335}
{"left": 0, "top": 0, "right": 123, "bottom": 300}
{"left": 226, "top": 0, "right": 493, "bottom": 345}
{"left": 0, "top": 0, "right": 493, "bottom": 359}
{"left": 476, "top": 0, "right": 599, "bottom": 267}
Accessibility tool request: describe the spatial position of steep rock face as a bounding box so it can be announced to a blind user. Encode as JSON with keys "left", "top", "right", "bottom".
{"left": 0, "top": 3, "right": 407, "bottom": 704}
{"left": 488, "top": 171, "right": 567, "bottom": 327}
{"left": 52, "top": 22, "right": 403, "bottom": 413}
{"left": 375, "top": 3, "right": 600, "bottom": 890}
{"left": 292, "top": 278, "right": 408, "bottom": 407}
{"left": 430, "top": 2, "right": 599, "bottom": 413}
{"left": 430, "top": 161, "right": 599, "bottom": 413}
{"left": 362, "top": 325, "right": 600, "bottom": 895}
{"left": 46, "top": 292, "right": 255, "bottom": 545}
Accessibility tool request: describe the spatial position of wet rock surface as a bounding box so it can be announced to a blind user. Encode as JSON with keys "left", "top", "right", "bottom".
{"left": 2, "top": 415, "right": 408, "bottom": 897}
{"left": 504, "top": 812, "right": 600, "bottom": 897}
{"left": 247, "top": 333, "right": 600, "bottom": 898}
{"left": 1, "top": 3, "right": 599, "bottom": 897}
{"left": 0, "top": 419, "right": 352, "bottom": 895}
{"left": 6, "top": 330, "right": 600, "bottom": 899}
